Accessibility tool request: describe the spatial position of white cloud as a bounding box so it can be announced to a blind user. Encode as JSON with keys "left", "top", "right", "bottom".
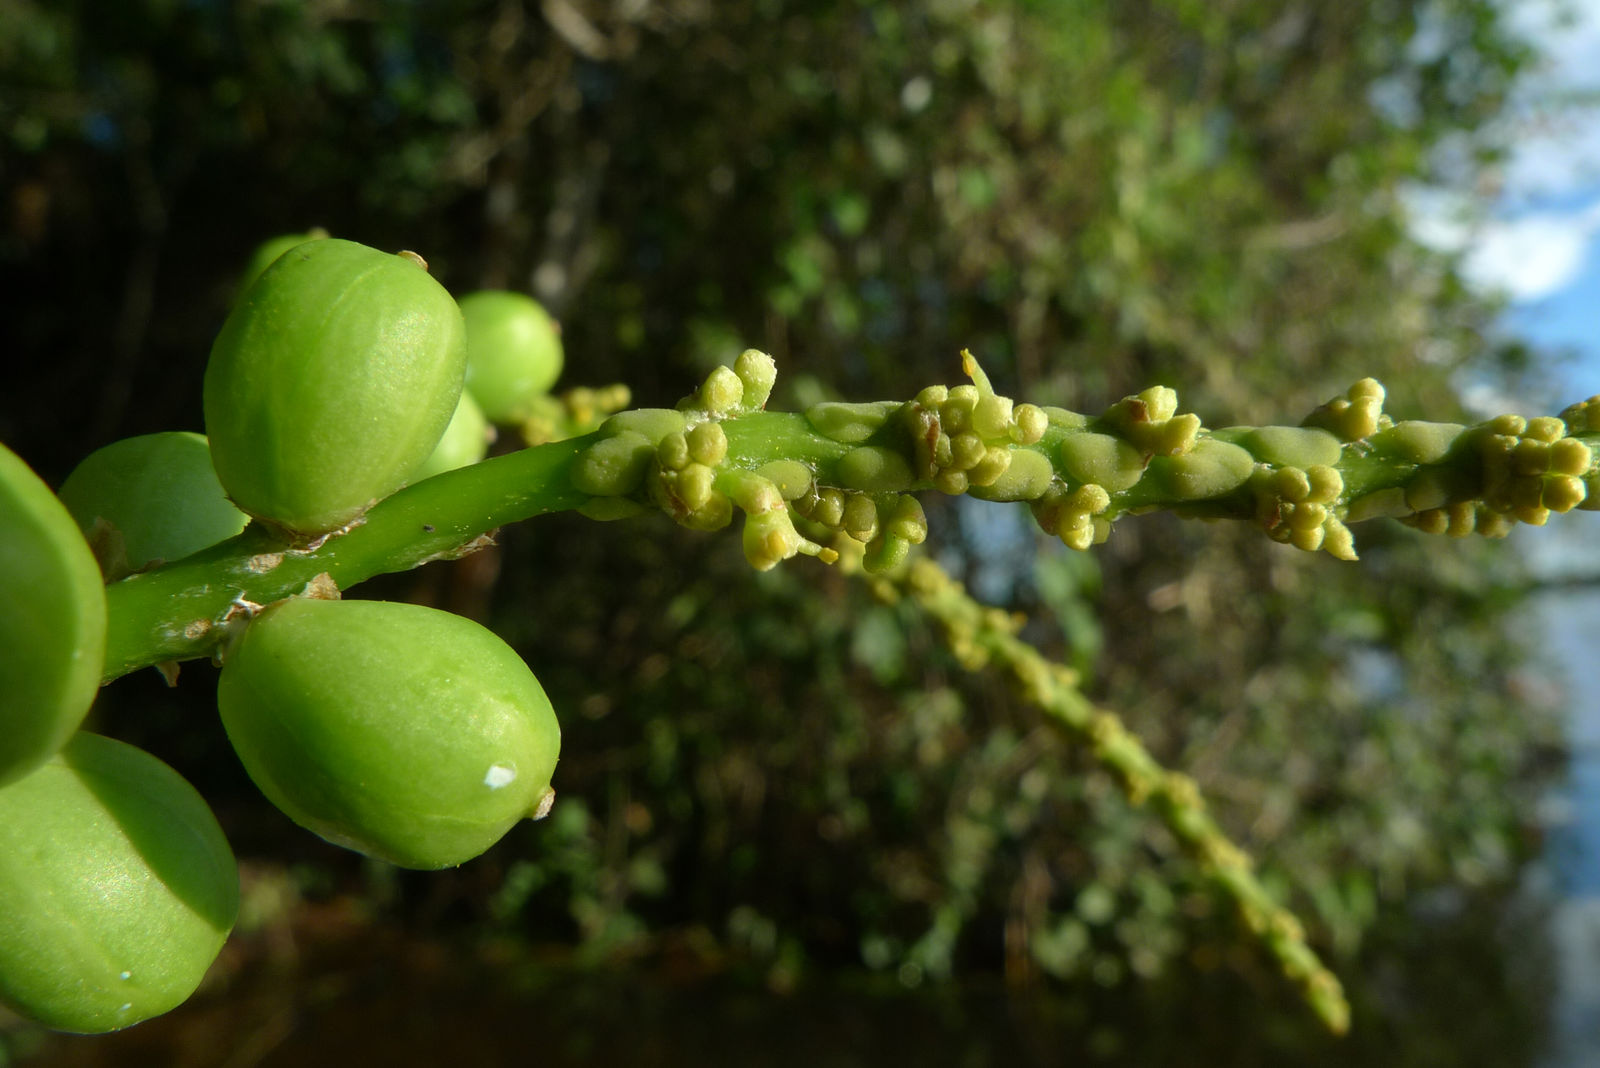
{"left": 1501, "top": 0, "right": 1600, "bottom": 196}
{"left": 1405, "top": 2, "right": 1600, "bottom": 303}
{"left": 1460, "top": 200, "right": 1600, "bottom": 301}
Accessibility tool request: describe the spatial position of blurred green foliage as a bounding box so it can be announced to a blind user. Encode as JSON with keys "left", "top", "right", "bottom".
{"left": 0, "top": 0, "right": 1566, "bottom": 1052}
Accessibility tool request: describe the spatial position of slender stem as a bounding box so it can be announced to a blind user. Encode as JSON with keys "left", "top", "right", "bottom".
{"left": 876, "top": 557, "right": 1351, "bottom": 1034}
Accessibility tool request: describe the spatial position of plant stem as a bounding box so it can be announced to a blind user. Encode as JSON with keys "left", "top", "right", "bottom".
{"left": 874, "top": 556, "right": 1351, "bottom": 1033}
{"left": 101, "top": 382, "right": 1600, "bottom": 681}
{"left": 101, "top": 436, "right": 590, "bottom": 681}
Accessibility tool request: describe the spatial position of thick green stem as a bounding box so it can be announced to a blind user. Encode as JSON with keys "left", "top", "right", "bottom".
{"left": 101, "top": 436, "right": 590, "bottom": 681}
{"left": 101, "top": 378, "right": 1600, "bottom": 680}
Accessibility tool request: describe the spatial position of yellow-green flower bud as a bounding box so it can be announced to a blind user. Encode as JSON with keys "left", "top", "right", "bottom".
{"left": 973, "top": 394, "right": 1014, "bottom": 440}
{"left": 1290, "top": 524, "right": 1324, "bottom": 552}
{"left": 742, "top": 509, "right": 806, "bottom": 571}
{"left": 678, "top": 463, "right": 717, "bottom": 511}
{"left": 1559, "top": 396, "right": 1600, "bottom": 433}
{"left": 687, "top": 421, "right": 728, "bottom": 467}
{"left": 843, "top": 494, "right": 879, "bottom": 542}
{"left": 934, "top": 469, "right": 969, "bottom": 495}
{"left": 1514, "top": 503, "right": 1550, "bottom": 526}
{"left": 734, "top": 349, "right": 778, "bottom": 410}
{"left": 1550, "top": 437, "right": 1593, "bottom": 477}
{"left": 862, "top": 533, "right": 911, "bottom": 574}
{"left": 967, "top": 446, "right": 1012, "bottom": 488}
{"left": 815, "top": 488, "right": 846, "bottom": 528}
{"left": 1288, "top": 502, "right": 1327, "bottom": 531}
{"left": 885, "top": 496, "right": 929, "bottom": 544}
{"left": 1305, "top": 464, "right": 1343, "bottom": 504}
{"left": 1274, "top": 466, "right": 1312, "bottom": 503}
{"left": 699, "top": 365, "right": 744, "bottom": 414}
{"left": 657, "top": 431, "right": 691, "bottom": 471}
{"left": 1525, "top": 416, "right": 1565, "bottom": 443}
{"left": 682, "top": 493, "right": 734, "bottom": 531}
{"left": 1487, "top": 414, "right": 1526, "bottom": 437}
{"left": 1477, "top": 509, "right": 1515, "bottom": 536}
{"left": 1349, "top": 378, "right": 1385, "bottom": 403}
{"left": 1013, "top": 404, "right": 1048, "bottom": 445}
{"left": 1060, "top": 516, "right": 1094, "bottom": 552}
{"left": 1067, "top": 483, "right": 1111, "bottom": 515}
{"left": 950, "top": 432, "right": 986, "bottom": 471}
{"left": 1323, "top": 518, "right": 1357, "bottom": 560}
{"left": 1154, "top": 413, "right": 1202, "bottom": 456}
{"left": 1544, "top": 474, "right": 1587, "bottom": 512}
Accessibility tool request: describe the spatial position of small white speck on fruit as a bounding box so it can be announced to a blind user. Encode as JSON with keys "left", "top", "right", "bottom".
{"left": 119, "top": 1003, "right": 132, "bottom": 1013}
{"left": 119, "top": 971, "right": 131, "bottom": 981}
{"left": 484, "top": 764, "right": 516, "bottom": 789}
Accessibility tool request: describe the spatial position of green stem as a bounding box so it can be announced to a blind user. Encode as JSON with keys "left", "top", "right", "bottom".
{"left": 101, "top": 384, "right": 1600, "bottom": 680}
{"left": 879, "top": 557, "right": 1351, "bottom": 1034}
{"left": 102, "top": 435, "right": 590, "bottom": 681}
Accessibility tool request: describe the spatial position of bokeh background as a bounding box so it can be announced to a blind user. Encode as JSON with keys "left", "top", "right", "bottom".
{"left": 2, "top": 1, "right": 1594, "bottom": 1064}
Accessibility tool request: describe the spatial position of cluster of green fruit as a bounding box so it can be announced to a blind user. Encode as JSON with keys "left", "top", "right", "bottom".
{"left": 0, "top": 237, "right": 567, "bottom": 1033}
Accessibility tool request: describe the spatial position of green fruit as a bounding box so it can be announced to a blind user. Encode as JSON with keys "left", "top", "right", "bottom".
{"left": 203, "top": 239, "right": 467, "bottom": 536}
{"left": 56, "top": 432, "right": 249, "bottom": 576}
{"left": 459, "top": 290, "right": 564, "bottom": 423}
{"left": 409, "top": 389, "right": 491, "bottom": 482}
{"left": 0, "top": 444, "right": 106, "bottom": 787}
{"left": 233, "top": 229, "right": 328, "bottom": 302}
{"left": 0, "top": 733, "right": 238, "bottom": 1033}
{"left": 218, "top": 598, "right": 561, "bottom": 869}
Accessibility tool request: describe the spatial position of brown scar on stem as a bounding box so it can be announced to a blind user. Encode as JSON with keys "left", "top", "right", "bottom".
{"left": 283, "top": 511, "right": 370, "bottom": 554}
{"left": 417, "top": 531, "right": 499, "bottom": 564}
{"left": 245, "top": 552, "right": 285, "bottom": 573}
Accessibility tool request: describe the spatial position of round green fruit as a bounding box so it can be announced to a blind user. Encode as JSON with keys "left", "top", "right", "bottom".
{"left": 232, "top": 228, "right": 328, "bottom": 303}
{"left": 218, "top": 598, "right": 561, "bottom": 869}
{"left": 0, "top": 444, "right": 106, "bottom": 787}
{"left": 203, "top": 239, "right": 467, "bottom": 536}
{"left": 0, "top": 733, "right": 238, "bottom": 1033}
{"left": 56, "top": 432, "right": 249, "bottom": 577}
{"left": 408, "top": 389, "right": 492, "bottom": 483}
{"left": 459, "top": 290, "right": 564, "bottom": 423}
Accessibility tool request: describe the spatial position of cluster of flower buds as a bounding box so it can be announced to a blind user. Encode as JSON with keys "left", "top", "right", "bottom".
{"left": 1304, "top": 377, "right": 1387, "bottom": 442}
{"left": 519, "top": 383, "right": 633, "bottom": 446}
{"left": 572, "top": 350, "right": 1600, "bottom": 574}
{"left": 1250, "top": 462, "right": 1356, "bottom": 558}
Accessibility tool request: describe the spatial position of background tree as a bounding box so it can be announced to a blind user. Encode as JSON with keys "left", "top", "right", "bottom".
{"left": 0, "top": 0, "right": 1566, "bottom": 1060}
